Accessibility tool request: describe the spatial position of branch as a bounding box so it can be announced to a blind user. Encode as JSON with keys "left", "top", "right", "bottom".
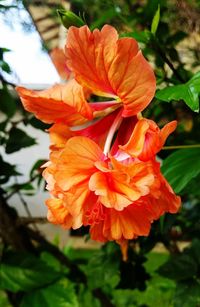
{"left": 0, "top": 73, "right": 16, "bottom": 87}
{"left": 151, "top": 38, "right": 186, "bottom": 83}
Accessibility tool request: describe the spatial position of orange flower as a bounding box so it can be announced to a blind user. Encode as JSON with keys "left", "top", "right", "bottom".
{"left": 16, "top": 24, "right": 181, "bottom": 245}
{"left": 43, "top": 136, "right": 180, "bottom": 242}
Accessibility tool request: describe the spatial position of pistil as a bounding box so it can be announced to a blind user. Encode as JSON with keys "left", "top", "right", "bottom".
{"left": 103, "top": 108, "right": 123, "bottom": 155}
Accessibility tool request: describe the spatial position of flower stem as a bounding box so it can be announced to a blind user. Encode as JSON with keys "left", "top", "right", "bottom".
{"left": 162, "top": 144, "right": 200, "bottom": 150}
{"left": 103, "top": 109, "right": 123, "bottom": 155}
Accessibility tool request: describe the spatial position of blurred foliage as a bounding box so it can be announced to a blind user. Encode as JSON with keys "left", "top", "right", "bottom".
{"left": 0, "top": 0, "right": 200, "bottom": 306}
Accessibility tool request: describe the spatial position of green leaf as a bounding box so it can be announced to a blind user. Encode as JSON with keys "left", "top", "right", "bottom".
{"left": 0, "top": 87, "right": 16, "bottom": 118}
{"left": 20, "top": 278, "right": 78, "bottom": 307}
{"left": 40, "top": 252, "right": 69, "bottom": 274}
{"left": 0, "top": 60, "right": 12, "bottom": 73}
{"left": 0, "top": 48, "right": 11, "bottom": 61}
{"left": 9, "top": 182, "right": 35, "bottom": 196}
{"left": 156, "top": 71, "right": 200, "bottom": 112}
{"left": 57, "top": 9, "right": 85, "bottom": 29}
{"left": 161, "top": 148, "right": 200, "bottom": 193}
{"left": 174, "top": 280, "right": 200, "bottom": 307}
{"left": 158, "top": 253, "right": 198, "bottom": 281}
{"left": 85, "top": 242, "right": 120, "bottom": 291}
{"left": 0, "top": 291, "right": 11, "bottom": 307}
{"left": 0, "top": 252, "right": 62, "bottom": 292}
{"left": 29, "top": 116, "right": 50, "bottom": 131}
{"left": 121, "top": 30, "right": 152, "bottom": 44}
{"left": 6, "top": 127, "right": 36, "bottom": 153}
{"left": 112, "top": 289, "right": 138, "bottom": 307}
{"left": 78, "top": 284, "right": 100, "bottom": 307}
{"left": 90, "top": 8, "right": 119, "bottom": 30}
{"left": 0, "top": 154, "right": 20, "bottom": 184}
{"left": 151, "top": 5, "right": 160, "bottom": 35}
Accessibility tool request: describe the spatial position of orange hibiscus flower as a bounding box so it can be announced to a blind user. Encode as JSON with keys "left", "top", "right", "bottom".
{"left": 43, "top": 135, "right": 180, "bottom": 242}
{"left": 16, "top": 24, "right": 181, "bottom": 245}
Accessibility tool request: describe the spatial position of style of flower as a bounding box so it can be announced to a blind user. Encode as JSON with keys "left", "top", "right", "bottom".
{"left": 16, "top": 24, "right": 181, "bottom": 244}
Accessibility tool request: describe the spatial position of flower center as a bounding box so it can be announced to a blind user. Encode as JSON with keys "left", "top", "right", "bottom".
{"left": 85, "top": 201, "right": 105, "bottom": 225}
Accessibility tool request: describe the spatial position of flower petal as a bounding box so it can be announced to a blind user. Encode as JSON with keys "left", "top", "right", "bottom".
{"left": 54, "top": 136, "right": 103, "bottom": 191}
{"left": 66, "top": 25, "right": 118, "bottom": 97}
{"left": 46, "top": 198, "right": 74, "bottom": 229}
{"left": 16, "top": 79, "right": 92, "bottom": 125}
{"left": 66, "top": 25, "right": 156, "bottom": 115}
{"left": 50, "top": 47, "right": 72, "bottom": 80}
{"left": 48, "top": 123, "right": 74, "bottom": 149}
{"left": 120, "top": 118, "right": 177, "bottom": 161}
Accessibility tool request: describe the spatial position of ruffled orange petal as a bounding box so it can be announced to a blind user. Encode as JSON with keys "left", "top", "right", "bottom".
{"left": 54, "top": 136, "right": 103, "bottom": 191}
{"left": 145, "top": 176, "right": 181, "bottom": 221}
{"left": 66, "top": 25, "right": 156, "bottom": 116}
{"left": 46, "top": 198, "right": 74, "bottom": 229}
{"left": 16, "top": 79, "right": 92, "bottom": 125}
{"left": 90, "top": 203, "right": 151, "bottom": 241}
{"left": 120, "top": 119, "right": 177, "bottom": 161}
{"left": 50, "top": 47, "right": 72, "bottom": 80}
{"left": 89, "top": 171, "right": 134, "bottom": 210}
{"left": 89, "top": 158, "right": 155, "bottom": 211}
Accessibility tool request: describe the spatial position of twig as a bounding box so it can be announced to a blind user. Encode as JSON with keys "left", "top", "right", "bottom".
{"left": 16, "top": 217, "right": 47, "bottom": 226}
{"left": 162, "top": 144, "right": 200, "bottom": 150}
{"left": 151, "top": 38, "right": 186, "bottom": 83}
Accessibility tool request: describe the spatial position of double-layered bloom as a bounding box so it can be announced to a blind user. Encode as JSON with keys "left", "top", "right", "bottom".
{"left": 16, "top": 24, "right": 181, "bottom": 244}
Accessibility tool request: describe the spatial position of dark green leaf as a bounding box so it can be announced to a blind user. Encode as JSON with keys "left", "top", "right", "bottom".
{"left": 151, "top": 5, "right": 160, "bottom": 35}
{"left": 20, "top": 278, "right": 78, "bottom": 307}
{"left": 185, "top": 239, "right": 200, "bottom": 267}
{"left": 85, "top": 242, "right": 120, "bottom": 291}
{"left": 180, "top": 173, "right": 200, "bottom": 196}
{"left": 174, "top": 280, "right": 200, "bottom": 307}
{"left": 91, "top": 8, "right": 119, "bottom": 30}
{"left": 0, "top": 87, "right": 16, "bottom": 117}
{"left": 29, "top": 116, "right": 50, "bottom": 131}
{"left": 0, "top": 48, "right": 11, "bottom": 61}
{"left": 166, "top": 31, "right": 187, "bottom": 46}
{"left": 0, "top": 60, "right": 11, "bottom": 73}
{"left": 0, "top": 154, "right": 20, "bottom": 184}
{"left": 143, "top": 0, "right": 161, "bottom": 21}
{"left": 161, "top": 148, "right": 200, "bottom": 193}
{"left": 30, "top": 159, "right": 46, "bottom": 178}
{"left": 0, "top": 252, "right": 62, "bottom": 292}
{"left": 6, "top": 127, "right": 36, "bottom": 153}
{"left": 156, "top": 71, "right": 200, "bottom": 112}
{"left": 0, "top": 119, "right": 8, "bottom": 131}
{"left": 121, "top": 30, "right": 152, "bottom": 44}
{"left": 8, "top": 182, "right": 35, "bottom": 196}
{"left": 158, "top": 253, "right": 198, "bottom": 281}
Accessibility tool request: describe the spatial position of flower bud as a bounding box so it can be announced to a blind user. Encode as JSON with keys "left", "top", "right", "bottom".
{"left": 57, "top": 10, "right": 85, "bottom": 29}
